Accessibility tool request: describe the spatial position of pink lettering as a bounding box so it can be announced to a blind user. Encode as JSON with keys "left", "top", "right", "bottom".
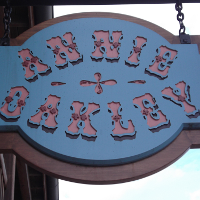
{"left": 47, "top": 32, "right": 82, "bottom": 67}
{"left": 126, "top": 36, "right": 147, "bottom": 67}
{"left": 91, "top": 31, "right": 123, "bottom": 61}
{"left": 18, "top": 49, "right": 50, "bottom": 80}
{"left": 133, "top": 93, "right": 170, "bottom": 132}
{"left": 108, "top": 102, "right": 135, "bottom": 138}
{"left": 67, "top": 101, "right": 100, "bottom": 139}
{"left": 29, "top": 95, "right": 60, "bottom": 130}
{"left": 162, "top": 81, "right": 199, "bottom": 118}
{"left": 145, "top": 46, "right": 177, "bottom": 79}
{"left": 0, "top": 86, "right": 29, "bottom": 120}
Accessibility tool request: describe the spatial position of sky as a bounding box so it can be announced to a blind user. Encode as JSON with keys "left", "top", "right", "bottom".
{"left": 54, "top": 4, "right": 200, "bottom": 200}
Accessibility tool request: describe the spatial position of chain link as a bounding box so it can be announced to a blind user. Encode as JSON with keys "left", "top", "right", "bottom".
{"left": 3, "top": 0, "right": 12, "bottom": 39}
{"left": 175, "top": 0, "right": 185, "bottom": 35}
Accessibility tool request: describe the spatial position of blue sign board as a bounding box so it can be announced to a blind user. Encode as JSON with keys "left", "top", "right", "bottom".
{"left": 0, "top": 17, "right": 200, "bottom": 166}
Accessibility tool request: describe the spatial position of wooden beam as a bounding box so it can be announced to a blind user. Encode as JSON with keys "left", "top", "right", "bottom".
{"left": 0, "top": 154, "right": 8, "bottom": 188}
{"left": 16, "top": 158, "right": 32, "bottom": 200}
{"left": 3, "top": 154, "right": 16, "bottom": 200}
{"left": 28, "top": 6, "right": 35, "bottom": 28}
{"left": 0, "top": 169, "right": 4, "bottom": 200}
{"left": 0, "top": 6, "right": 4, "bottom": 38}
{"left": 43, "top": 174, "right": 47, "bottom": 200}
{"left": 10, "top": 22, "right": 29, "bottom": 28}
{"left": 1, "top": 0, "right": 200, "bottom": 6}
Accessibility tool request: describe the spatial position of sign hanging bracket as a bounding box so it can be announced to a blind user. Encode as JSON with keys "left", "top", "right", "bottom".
{"left": 175, "top": 0, "right": 191, "bottom": 44}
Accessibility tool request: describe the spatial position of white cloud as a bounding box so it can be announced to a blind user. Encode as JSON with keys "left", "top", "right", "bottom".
{"left": 190, "top": 189, "right": 200, "bottom": 200}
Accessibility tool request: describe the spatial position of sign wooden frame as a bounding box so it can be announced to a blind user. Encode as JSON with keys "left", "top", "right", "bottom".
{"left": 0, "top": 12, "right": 200, "bottom": 184}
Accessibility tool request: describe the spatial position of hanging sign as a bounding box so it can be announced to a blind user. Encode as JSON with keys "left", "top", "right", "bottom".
{"left": 0, "top": 14, "right": 200, "bottom": 167}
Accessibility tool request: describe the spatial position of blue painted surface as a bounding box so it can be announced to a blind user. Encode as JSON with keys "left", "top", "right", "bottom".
{"left": 0, "top": 18, "right": 200, "bottom": 166}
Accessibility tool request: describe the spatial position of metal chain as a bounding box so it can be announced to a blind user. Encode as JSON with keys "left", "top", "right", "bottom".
{"left": 175, "top": 1, "right": 191, "bottom": 44}
{"left": 3, "top": 0, "right": 12, "bottom": 39}
{"left": 175, "top": 0, "right": 185, "bottom": 35}
{"left": 0, "top": 0, "right": 12, "bottom": 46}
